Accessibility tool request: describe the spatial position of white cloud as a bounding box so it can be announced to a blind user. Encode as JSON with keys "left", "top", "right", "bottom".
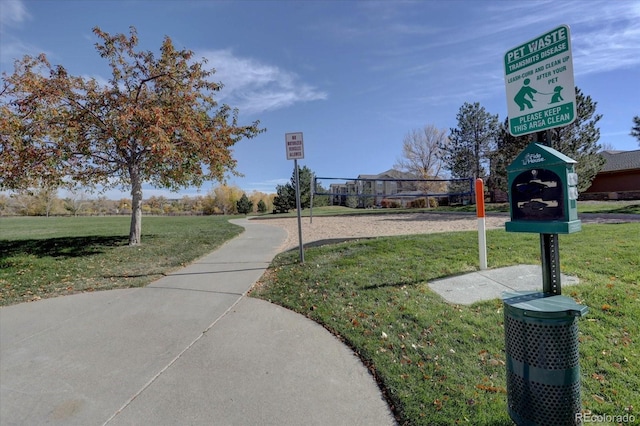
{"left": 242, "top": 178, "right": 288, "bottom": 193}
{"left": 0, "top": 0, "right": 36, "bottom": 69}
{"left": 571, "top": 10, "right": 640, "bottom": 75}
{"left": 0, "top": 0, "right": 30, "bottom": 27}
{"left": 0, "top": 39, "right": 43, "bottom": 69}
{"left": 200, "top": 49, "right": 327, "bottom": 115}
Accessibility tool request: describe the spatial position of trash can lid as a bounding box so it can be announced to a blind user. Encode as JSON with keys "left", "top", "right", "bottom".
{"left": 502, "top": 291, "right": 588, "bottom": 318}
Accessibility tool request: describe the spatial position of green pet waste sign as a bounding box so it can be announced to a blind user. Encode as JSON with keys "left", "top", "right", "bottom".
{"left": 504, "top": 24, "right": 577, "bottom": 136}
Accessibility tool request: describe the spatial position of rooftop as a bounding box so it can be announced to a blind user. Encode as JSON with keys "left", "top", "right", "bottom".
{"left": 600, "top": 149, "right": 640, "bottom": 172}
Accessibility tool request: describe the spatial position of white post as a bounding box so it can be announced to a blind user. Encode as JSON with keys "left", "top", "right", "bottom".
{"left": 476, "top": 178, "right": 487, "bottom": 270}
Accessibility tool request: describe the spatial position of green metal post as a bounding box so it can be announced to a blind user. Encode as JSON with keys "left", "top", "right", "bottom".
{"left": 540, "top": 233, "right": 561, "bottom": 295}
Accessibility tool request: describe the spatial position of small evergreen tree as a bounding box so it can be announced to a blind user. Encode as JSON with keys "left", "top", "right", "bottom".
{"left": 257, "top": 199, "right": 267, "bottom": 213}
{"left": 273, "top": 184, "right": 295, "bottom": 212}
{"left": 236, "top": 193, "right": 253, "bottom": 215}
{"left": 442, "top": 102, "right": 499, "bottom": 181}
{"left": 290, "top": 165, "right": 313, "bottom": 208}
{"left": 631, "top": 115, "right": 640, "bottom": 146}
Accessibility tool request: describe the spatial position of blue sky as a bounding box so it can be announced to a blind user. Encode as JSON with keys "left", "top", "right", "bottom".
{"left": 1, "top": 0, "right": 639, "bottom": 199}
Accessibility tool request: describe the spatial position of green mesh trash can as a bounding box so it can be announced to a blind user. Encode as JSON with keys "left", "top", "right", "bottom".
{"left": 503, "top": 292, "right": 588, "bottom": 426}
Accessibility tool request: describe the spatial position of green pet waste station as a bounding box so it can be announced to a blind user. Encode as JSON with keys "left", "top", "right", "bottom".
{"left": 504, "top": 142, "right": 588, "bottom": 426}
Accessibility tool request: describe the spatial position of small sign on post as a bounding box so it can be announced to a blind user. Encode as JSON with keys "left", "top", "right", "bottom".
{"left": 504, "top": 24, "right": 576, "bottom": 136}
{"left": 285, "top": 132, "right": 305, "bottom": 263}
{"left": 285, "top": 132, "right": 304, "bottom": 160}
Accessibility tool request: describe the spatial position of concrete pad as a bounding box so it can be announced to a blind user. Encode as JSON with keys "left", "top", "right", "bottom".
{"left": 428, "top": 264, "right": 579, "bottom": 305}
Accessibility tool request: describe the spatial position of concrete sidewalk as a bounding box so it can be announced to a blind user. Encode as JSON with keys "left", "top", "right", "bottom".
{"left": 0, "top": 219, "right": 395, "bottom": 426}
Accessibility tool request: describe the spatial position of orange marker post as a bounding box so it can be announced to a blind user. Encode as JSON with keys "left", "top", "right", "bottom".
{"left": 476, "top": 178, "right": 487, "bottom": 270}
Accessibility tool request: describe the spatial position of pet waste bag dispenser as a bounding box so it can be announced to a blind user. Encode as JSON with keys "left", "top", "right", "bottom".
{"left": 506, "top": 143, "right": 580, "bottom": 235}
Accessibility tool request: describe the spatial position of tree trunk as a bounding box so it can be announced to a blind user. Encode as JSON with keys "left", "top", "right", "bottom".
{"left": 129, "top": 168, "right": 143, "bottom": 246}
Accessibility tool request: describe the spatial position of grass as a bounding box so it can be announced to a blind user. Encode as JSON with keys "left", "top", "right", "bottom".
{"left": 577, "top": 200, "right": 640, "bottom": 215}
{"left": 0, "top": 216, "right": 243, "bottom": 306}
{"left": 251, "top": 223, "right": 639, "bottom": 425}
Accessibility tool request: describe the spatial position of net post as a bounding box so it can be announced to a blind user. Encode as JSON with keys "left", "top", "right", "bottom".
{"left": 475, "top": 178, "right": 488, "bottom": 270}
{"left": 310, "top": 174, "right": 314, "bottom": 224}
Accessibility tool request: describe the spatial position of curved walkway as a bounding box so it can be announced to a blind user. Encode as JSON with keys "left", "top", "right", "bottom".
{"left": 0, "top": 219, "right": 395, "bottom": 426}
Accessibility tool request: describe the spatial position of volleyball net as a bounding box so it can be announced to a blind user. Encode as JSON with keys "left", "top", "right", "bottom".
{"left": 312, "top": 176, "right": 473, "bottom": 208}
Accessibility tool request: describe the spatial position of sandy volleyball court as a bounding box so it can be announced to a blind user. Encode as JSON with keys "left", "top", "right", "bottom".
{"left": 255, "top": 211, "right": 638, "bottom": 252}
{"left": 255, "top": 213, "right": 509, "bottom": 251}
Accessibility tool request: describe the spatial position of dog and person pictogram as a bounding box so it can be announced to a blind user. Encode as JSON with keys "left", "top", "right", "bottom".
{"left": 514, "top": 78, "right": 565, "bottom": 111}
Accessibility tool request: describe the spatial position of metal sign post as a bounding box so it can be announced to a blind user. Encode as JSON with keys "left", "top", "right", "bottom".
{"left": 503, "top": 26, "right": 585, "bottom": 425}
{"left": 285, "top": 132, "right": 305, "bottom": 263}
{"left": 537, "top": 129, "right": 561, "bottom": 295}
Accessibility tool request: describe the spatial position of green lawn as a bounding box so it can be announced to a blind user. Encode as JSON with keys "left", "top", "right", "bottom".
{"left": 251, "top": 223, "right": 639, "bottom": 425}
{"left": 576, "top": 200, "right": 640, "bottom": 215}
{"left": 0, "top": 216, "right": 243, "bottom": 306}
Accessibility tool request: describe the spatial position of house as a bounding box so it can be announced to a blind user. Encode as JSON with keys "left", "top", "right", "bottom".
{"left": 356, "top": 169, "right": 422, "bottom": 207}
{"left": 328, "top": 169, "right": 427, "bottom": 207}
{"left": 581, "top": 149, "right": 640, "bottom": 200}
{"left": 328, "top": 182, "right": 351, "bottom": 206}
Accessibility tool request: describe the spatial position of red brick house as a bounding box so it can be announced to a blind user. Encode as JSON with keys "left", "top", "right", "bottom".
{"left": 581, "top": 149, "right": 640, "bottom": 200}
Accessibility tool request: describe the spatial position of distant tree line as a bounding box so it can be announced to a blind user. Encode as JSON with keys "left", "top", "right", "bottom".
{"left": 0, "top": 185, "right": 275, "bottom": 217}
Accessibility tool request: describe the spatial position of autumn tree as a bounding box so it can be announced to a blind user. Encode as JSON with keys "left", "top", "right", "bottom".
{"left": 146, "top": 196, "right": 169, "bottom": 215}
{"left": 395, "top": 124, "right": 447, "bottom": 194}
{"left": 395, "top": 124, "right": 445, "bottom": 178}
{"left": 63, "top": 189, "right": 90, "bottom": 216}
{"left": 0, "top": 26, "right": 263, "bottom": 244}
{"left": 0, "top": 194, "right": 12, "bottom": 216}
{"left": 212, "top": 184, "right": 243, "bottom": 215}
{"left": 249, "top": 191, "right": 273, "bottom": 214}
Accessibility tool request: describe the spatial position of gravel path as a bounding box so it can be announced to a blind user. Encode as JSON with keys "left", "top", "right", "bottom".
{"left": 254, "top": 211, "right": 640, "bottom": 252}
{"left": 255, "top": 213, "right": 508, "bottom": 251}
